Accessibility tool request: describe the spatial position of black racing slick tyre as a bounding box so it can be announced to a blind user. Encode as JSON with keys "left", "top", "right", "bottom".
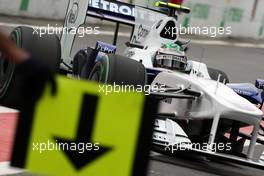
{"left": 89, "top": 54, "right": 146, "bottom": 87}
{"left": 208, "top": 67, "right": 230, "bottom": 84}
{"left": 0, "top": 26, "right": 61, "bottom": 108}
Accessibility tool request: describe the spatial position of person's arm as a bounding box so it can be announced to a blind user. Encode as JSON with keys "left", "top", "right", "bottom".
{"left": 0, "top": 31, "right": 30, "bottom": 64}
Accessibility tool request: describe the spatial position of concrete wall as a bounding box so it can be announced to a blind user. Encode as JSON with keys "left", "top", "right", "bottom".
{"left": 0, "top": 0, "right": 263, "bottom": 39}
{"left": 0, "top": 0, "right": 68, "bottom": 19}
{"left": 178, "top": 0, "right": 260, "bottom": 38}
{"left": 252, "top": 0, "right": 264, "bottom": 39}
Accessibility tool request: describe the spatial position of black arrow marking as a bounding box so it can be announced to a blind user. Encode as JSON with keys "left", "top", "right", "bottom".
{"left": 54, "top": 94, "right": 111, "bottom": 170}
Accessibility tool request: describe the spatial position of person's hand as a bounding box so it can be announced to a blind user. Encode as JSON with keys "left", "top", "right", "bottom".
{"left": 0, "top": 31, "right": 29, "bottom": 64}
{"left": 0, "top": 31, "right": 56, "bottom": 109}
{"left": 16, "top": 58, "right": 57, "bottom": 107}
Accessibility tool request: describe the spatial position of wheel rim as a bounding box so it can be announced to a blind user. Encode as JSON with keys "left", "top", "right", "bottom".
{"left": 90, "top": 69, "right": 101, "bottom": 82}
{"left": 89, "top": 56, "right": 109, "bottom": 84}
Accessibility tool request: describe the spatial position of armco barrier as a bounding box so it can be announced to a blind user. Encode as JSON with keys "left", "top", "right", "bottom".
{"left": 0, "top": 0, "right": 263, "bottom": 39}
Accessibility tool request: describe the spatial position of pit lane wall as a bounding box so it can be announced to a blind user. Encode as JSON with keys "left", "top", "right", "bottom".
{"left": 0, "top": 0, "right": 263, "bottom": 39}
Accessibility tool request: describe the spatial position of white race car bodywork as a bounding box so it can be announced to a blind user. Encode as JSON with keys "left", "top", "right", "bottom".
{"left": 154, "top": 72, "right": 262, "bottom": 121}
{"left": 153, "top": 118, "right": 191, "bottom": 147}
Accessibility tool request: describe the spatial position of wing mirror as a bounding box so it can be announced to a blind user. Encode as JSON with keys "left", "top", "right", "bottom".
{"left": 255, "top": 79, "right": 264, "bottom": 89}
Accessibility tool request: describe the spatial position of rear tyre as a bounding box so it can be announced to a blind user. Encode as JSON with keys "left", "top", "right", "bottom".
{"left": 89, "top": 54, "right": 146, "bottom": 87}
{"left": 0, "top": 26, "right": 61, "bottom": 108}
{"left": 208, "top": 68, "right": 230, "bottom": 83}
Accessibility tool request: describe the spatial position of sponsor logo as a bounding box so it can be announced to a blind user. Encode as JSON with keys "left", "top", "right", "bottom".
{"left": 89, "top": 0, "right": 134, "bottom": 17}
{"left": 68, "top": 2, "right": 79, "bottom": 24}
{"left": 88, "top": 0, "right": 165, "bottom": 22}
{"left": 96, "top": 41, "right": 117, "bottom": 54}
{"left": 131, "top": 24, "right": 150, "bottom": 44}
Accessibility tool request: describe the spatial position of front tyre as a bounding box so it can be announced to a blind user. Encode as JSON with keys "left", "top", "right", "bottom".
{"left": 89, "top": 54, "right": 146, "bottom": 87}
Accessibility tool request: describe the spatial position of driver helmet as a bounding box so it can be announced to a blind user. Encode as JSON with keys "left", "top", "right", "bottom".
{"left": 154, "top": 43, "right": 187, "bottom": 71}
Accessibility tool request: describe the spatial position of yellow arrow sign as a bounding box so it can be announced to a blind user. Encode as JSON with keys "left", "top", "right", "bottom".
{"left": 11, "top": 76, "right": 157, "bottom": 176}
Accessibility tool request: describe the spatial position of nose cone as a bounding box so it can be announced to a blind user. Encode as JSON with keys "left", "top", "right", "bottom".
{"left": 199, "top": 79, "right": 263, "bottom": 117}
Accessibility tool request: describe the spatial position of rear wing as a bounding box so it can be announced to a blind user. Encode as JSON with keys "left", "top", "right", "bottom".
{"left": 60, "top": 0, "right": 166, "bottom": 71}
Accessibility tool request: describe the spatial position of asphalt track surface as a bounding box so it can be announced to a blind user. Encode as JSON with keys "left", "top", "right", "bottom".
{"left": 0, "top": 16, "right": 264, "bottom": 175}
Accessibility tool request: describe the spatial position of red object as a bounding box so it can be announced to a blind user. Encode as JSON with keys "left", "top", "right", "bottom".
{"left": 170, "top": 0, "right": 184, "bottom": 5}
{"left": 0, "top": 113, "right": 18, "bottom": 162}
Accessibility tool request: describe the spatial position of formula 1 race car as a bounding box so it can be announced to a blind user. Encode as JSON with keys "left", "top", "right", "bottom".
{"left": 73, "top": 1, "right": 263, "bottom": 168}
{"left": 86, "top": 1, "right": 264, "bottom": 168}
{"left": 0, "top": 0, "right": 263, "bottom": 170}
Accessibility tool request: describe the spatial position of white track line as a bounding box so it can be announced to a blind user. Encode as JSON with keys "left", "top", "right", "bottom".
{"left": 0, "top": 162, "right": 24, "bottom": 176}
{"left": 0, "top": 106, "right": 18, "bottom": 113}
{"left": 1, "top": 21, "right": 264, "bottom": 48}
